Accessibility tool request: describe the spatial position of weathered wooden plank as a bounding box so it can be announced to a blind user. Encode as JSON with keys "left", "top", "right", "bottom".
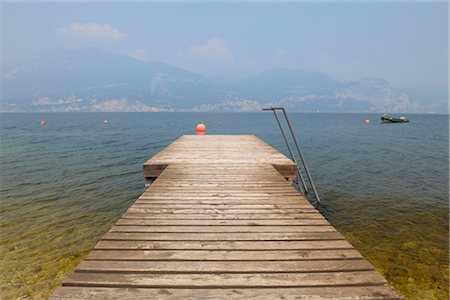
{"left": 154, "top": 174, "right": 292, "bottom": 178}
{"left": 121, "top": 213, "right": 325, "bottom": 220}
{"left": 154, "top": 178, "right": 289, "bottom": 182}
{"left": 140, "top": 194, "right": 304, "bottom": 198}
{"left": 115, "top": 218, "right": 329, "bottom": 226}
{"left": 144, "top": 188, "right": 301, "bottom": 192}
{"left": 131, "top": 204, "right": 314, "bottom": 210}
{"left": 148, "top": 183, "right": 295, "bottom": 187}
{"left": 134, "top": 200, "right": 313, "bottom": 206}
{"left": 62, "top": 271, "right": 387, "bottom": 287}
{"left": 139, "top": 194, "right": 306, "bottom": 197}
{"left": 109, "top": 225, "right": 337, "bottom": 233}
{"left": 141, "top": 192, "right": 302, "bottom": 196}
{"left": 147, "top": 185, "right": 298, "bottom": 188}
{"left": 85, "top": 249, "right": 363, "bottom": 261}
{"left": 137, "top": 197, "right": 310, "bottom": 202}
{"left": 94, "top": 240, "right": 353, "bottom": 250}
{"left": 126, "top": 208, "right": 318, "bottom": 214}
{"left": 150, "top": 181, "right": 291, "bottom": 185}
{"left": 102, "top": 232, "right": 346, "bottom": 241}
{"left": 76, "top": 259, "right": 374, "bottom": 273}
{"left": 51, "top": 286, "right": 402, "bottom": 300}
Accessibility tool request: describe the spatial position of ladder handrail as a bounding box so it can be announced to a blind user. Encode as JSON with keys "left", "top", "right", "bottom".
{"left": 270, "top": 109, "right": 308, "bottom": 195}
{"left": 263, "top": 107, "right": 321, "bottom": 205}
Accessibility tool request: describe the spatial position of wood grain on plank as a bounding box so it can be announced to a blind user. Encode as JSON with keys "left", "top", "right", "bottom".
{"left": 102, "top": 232, "right": 347, "bottom": 241}
{"left": 94, "top": 240, "right": 353, "bottom": 250}
{"left": 51, "top": 286, "right": 402, "bottom": 300}
{"left": 115, "top": 218, "right": 329, "bottom": 226}
{"left": 62, "top": 271, "right": 388, "bottom": 288}
{"left": 76, "top": 259, "right": 374, "bottom": 273}
{"left": 85, "top": 249, "right": 363, "bottom": 261}
{"left": 108, "top": 225, "right": 337, "bottom": 233}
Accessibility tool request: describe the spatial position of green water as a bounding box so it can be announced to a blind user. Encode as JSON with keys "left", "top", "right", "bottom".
{"left": 325, "top": 194, "right": 448, "bottom": 299}
{"left": 0, "top": 112, "right": 448, "bottom": 299}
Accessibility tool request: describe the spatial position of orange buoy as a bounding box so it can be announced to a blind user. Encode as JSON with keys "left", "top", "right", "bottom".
{"left": 364, "top": 119, "right": 370, "bottom": 124}
{"left": 196, "top": 122, "right": 206, "bottom": 135}
{"left": 40, "top": 119, "right": 46, "bottom": 126}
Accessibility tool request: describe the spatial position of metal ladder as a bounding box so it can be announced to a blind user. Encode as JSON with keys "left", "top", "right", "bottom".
{"left": 263, "top": 107, "right": 321, "bottom": 206}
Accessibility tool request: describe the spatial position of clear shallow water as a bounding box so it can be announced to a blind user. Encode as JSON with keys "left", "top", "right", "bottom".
{"left": 0, "top": 112, "right": 448, "bottom": 299}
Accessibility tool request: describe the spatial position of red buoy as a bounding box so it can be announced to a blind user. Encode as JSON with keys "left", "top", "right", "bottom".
{"left": 40, "top": 119, "right": 46, "bottom": 126}
{"left": 364, "top": 119, "right": 370, "bottom": 124}
{"left": 196, "top": 122, "right": 206, "bottom": 135}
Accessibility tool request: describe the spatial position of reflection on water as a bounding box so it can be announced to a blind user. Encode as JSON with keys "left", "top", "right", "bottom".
{"left": 0, "top": 112, "right": 448, "bottom": 299}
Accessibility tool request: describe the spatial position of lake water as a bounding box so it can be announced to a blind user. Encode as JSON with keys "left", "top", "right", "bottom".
{"left": 0, "top": 112, "right": 448, "bottom": 299}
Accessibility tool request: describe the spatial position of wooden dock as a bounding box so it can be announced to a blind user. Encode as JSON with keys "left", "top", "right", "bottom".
{"left": 51, "top": 135, "right": 401, "bottom": 299}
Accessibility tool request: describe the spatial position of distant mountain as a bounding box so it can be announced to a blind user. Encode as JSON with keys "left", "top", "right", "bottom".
{"left": 1, "top": 47, "right": 214, "bottom": 111}
{"left": 225, "top": 69, "right": 340, "bottom": 102}
{"left": 1, "top": 47, "right": 446, "bottom": 113}
{"left": 224, "top": 73, "right": 412, "bottom": 113}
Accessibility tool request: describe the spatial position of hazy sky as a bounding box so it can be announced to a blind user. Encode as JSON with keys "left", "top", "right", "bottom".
{"left": 1, "top": 2, "right": 448, "bottom": 87}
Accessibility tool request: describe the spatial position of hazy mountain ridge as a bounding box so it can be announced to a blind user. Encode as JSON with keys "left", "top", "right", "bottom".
{"left": 1, "top": 47, "right": 447, "bottom": 113}
{"left": 1, "top": 47, "right": 213, "bottom": 111}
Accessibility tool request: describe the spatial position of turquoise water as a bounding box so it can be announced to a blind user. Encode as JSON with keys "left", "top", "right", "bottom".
{"left": 0, "top": 112, "right": 448, "bottom": 299}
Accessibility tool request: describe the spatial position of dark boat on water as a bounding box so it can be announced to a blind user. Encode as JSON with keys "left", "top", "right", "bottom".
{"left": 380, "top": 115, "right": 410, "bottom": 123}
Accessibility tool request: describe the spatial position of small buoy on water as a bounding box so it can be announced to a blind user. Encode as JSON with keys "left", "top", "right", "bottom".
{"left": 196, "top": 122, "right": 206, "bottom": 135}
{"left": 40, "top": 119, "right": 46, "bottom": 126}
{"left": 103, "top": 119, "right": 108, "bottom": 125}
{"left": 364, "top": 119, "right": 370, "bottom": 124}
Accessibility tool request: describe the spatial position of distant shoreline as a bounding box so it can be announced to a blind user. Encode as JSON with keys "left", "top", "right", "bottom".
{"left": 1, "top": 111, "right": 448, "bottom": 115}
